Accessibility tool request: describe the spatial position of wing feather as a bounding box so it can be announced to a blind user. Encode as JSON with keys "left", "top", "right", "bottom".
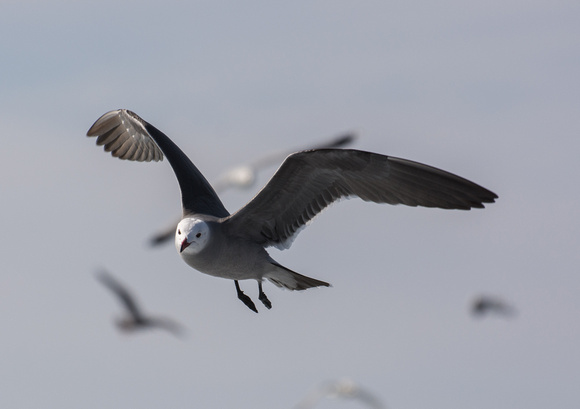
{"left": 87, "top": 109, "right": 229, "bottom": 217}
{"left": 97, "top": 271, "right": 144, "bottom": 321}
{"left": 224, "top": 149, "right": 496, "bottom": 249}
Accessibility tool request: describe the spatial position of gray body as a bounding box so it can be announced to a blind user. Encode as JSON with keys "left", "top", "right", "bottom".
{"left": 87, "top": 109, "right": 497, "bottom": 312}
{"left": 176, "top": 214, "right": 328, "bottom": 292}
{"left": 180, "top": 216, "right": 269, "bottom": 281}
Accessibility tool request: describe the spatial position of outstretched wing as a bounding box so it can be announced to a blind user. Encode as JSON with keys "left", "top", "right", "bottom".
{"left": 96, "top": 270, "right": 144, "bottom": 321}
{"left": 148, "top": 132, "right": 356, "bottom": 246}
{"left": 87, "top": 109, "right": 229, "bottom": 217}
{"left": 148, "top": 317, "right": 186, "bottom": 337}
{"left": 224, "top": 149, "right": 497, "bottom": 249}
{"left": 244, "top": 131, "right": 357, "bottom": 173}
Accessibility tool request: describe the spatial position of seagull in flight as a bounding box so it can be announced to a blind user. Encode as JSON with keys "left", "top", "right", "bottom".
{"left": 87, "top": 109, "right": 497, "bottom": 313}
{"left": 294, "top": 378, "right": 385, "bottom": 409}
{"left": 149, "top": 132, "right": 356, "bottom": 246}
{"left": 96, "top": 269, "right": 184, "bottom": 336}
{"left": 471, "top": 295, "right": 516, "bottom": 318}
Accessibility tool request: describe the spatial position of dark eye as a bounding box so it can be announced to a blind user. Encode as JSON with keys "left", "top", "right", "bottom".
{"left": 178, "top": 229, "right": 181, "bottom": 235}
{"left": 196, "top": 232, "right": 201, "bottom": 238}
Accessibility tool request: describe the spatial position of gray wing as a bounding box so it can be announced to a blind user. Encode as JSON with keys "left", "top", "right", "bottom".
{"left": 310, "top": 132, "right": 356, "bottom": 149}
{"left": 247, "top": 132, "right": 357, "bottom": 171}
{"left": 224, "top": 149, "right": 497, "bottom": 249}
{"left": 212, "top": 132, "right": 356, "bottom": 192}
{"left": 149, "top": 132, "right": 356, "bottom": 246}
{"left": 84, "top": 110, "right": 163, "bottom": 162}
{"left": 96, "top": 271, "right": 144, "bottom": 321}
{"left": 87, "top": 109, "right": 229, "bottom": 217}
{"left": 147, "top": 317, "right": 186, "bottom": 337}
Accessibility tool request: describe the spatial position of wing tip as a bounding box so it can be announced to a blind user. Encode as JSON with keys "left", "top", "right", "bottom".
{"left": 86, "top": 109, "right": 164, "bottom": 162}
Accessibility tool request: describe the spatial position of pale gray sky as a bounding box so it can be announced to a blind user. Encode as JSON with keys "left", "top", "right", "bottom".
{"left": 1, "top": 1, "right": 579, "bottom": 408}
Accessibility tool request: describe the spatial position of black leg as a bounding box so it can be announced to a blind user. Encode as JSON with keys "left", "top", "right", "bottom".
{"left": 258, "top": 281, "right": 272, "bottom": 309}
{"left": 235, "top": 280, "right": 258, "bottom": 313}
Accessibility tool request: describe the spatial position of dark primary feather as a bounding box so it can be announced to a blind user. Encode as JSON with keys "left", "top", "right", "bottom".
{"left": 96, "top": 270, "right": 144, "bottom": 321}
{"left": 308, "top": 132, "right": 356, "bottom": 150}
{"left": 87, "top": 109, "right": 229, "bottom": 218}
{"left": 224, "top": 149, "right": 497, "bottom": 249}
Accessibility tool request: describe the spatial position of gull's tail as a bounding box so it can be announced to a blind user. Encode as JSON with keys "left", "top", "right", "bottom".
{"left": 265, "top": 261, "right": 330, "bottom": 290}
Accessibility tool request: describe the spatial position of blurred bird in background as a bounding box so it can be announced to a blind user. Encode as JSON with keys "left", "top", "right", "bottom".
{"left": 471, "top": 295, "right": 516, "bottom": 318}
{"left": 294, "top": 378, "right": 386, "bottom": 409}
{"left": 96, "top": 269, "right": 185, "bottom": 337}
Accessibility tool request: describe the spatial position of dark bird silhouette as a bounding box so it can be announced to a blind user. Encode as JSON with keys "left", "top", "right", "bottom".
{"left": 148, "top": 132, "right": 356, "bottom": 246}
{"left": 471, "top": 295, "right": 516, "bottom": 318}
{"left": 96, "top": 270, "right": 184, "bottom": 336}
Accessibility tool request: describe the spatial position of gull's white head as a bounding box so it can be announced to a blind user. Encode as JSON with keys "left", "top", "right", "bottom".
{"left": 175, "top": 218, "right": 210, "bottom": 255}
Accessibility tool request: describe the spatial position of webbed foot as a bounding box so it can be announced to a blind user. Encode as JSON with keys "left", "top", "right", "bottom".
{"left": 235, "top": 280, "right": 258, "bottom": 313}
{"left": 258, "top": 281, "right": 272, "bottom": 309}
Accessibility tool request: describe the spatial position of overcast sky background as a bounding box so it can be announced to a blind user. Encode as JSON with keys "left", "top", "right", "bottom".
{"left": 1, "top": 1, "right": 579, "bottom": 408}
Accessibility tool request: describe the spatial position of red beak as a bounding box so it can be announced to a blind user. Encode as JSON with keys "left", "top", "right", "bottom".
{"left": 180, "top": 240, "right": 191, "bottom": 253}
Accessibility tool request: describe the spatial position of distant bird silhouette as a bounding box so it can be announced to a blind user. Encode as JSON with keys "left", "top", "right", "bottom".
{"left": 294, "top": 378, "right": 386, "bottom": 409}
{"left": 471, "top": 295, "right": 516, "bottom": 318}
{"left": 148, "top": 132, "right": 356, "bottom": 246}
{"left": 96, "top": 270, "right": 184, "bottom": 336}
